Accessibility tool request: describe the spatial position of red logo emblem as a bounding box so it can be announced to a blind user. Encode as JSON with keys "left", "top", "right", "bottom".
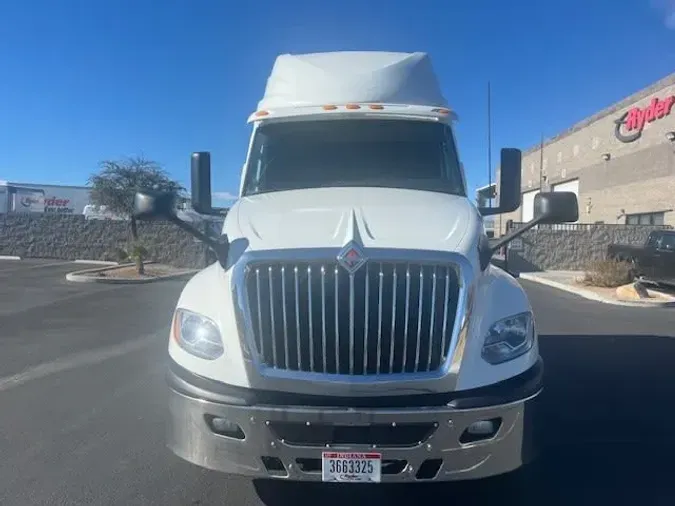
{"left": 337, "top": 241, "right": 367, "bottom": 274}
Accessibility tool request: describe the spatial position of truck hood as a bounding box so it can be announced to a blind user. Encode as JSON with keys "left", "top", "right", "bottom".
{"left": 225, "top": 187, "right": 480, "bottom": 254}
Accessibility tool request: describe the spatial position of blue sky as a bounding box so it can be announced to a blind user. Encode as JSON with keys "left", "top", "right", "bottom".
{"left": 1, "top": 0, "right": 674, "bottom": 206}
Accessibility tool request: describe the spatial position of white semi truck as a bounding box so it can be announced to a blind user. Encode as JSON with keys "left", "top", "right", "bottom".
{"left": 133, "top": 52, "right": 578, "bottom": 489}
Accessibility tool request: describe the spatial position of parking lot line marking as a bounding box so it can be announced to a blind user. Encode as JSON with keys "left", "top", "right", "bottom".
{"left": 0, "top": 332, "right": 164, "bottom": 393}
{"left": 21, "top": 261, "right": 77, "bottom": 269}
{"left": 0, "top": 261, "right": 75, "bottom": 273}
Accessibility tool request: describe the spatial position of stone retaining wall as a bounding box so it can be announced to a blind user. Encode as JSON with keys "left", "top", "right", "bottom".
{"left": 0, "top": 214, "right": 209, "bottom": 268}
{"left": 505, "top": 223, "right": 672, "bottom": 272}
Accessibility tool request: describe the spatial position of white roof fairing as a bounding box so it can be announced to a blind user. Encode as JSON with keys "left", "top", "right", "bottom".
{"left": 257, "top": 51, "right": 449, "bottom": 111}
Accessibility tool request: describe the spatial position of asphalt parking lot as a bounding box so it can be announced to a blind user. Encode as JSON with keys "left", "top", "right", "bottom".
{"left": 0, "top": 259, "right": 674, "bottom": 505}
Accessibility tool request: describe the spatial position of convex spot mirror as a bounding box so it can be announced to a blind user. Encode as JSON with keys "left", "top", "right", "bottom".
{"left": 533, "top": 192, "right": 579, "bottom": 224}
{"left": 133, "top": 191, "right": 177, "bottom": 221}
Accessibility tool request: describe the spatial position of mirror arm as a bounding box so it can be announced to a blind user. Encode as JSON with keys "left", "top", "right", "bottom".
{"left": 478, "top": 206, "right": 500, "bottom": 217}
{"left": 166, "top": 215, "right": 230, "bottom": 267}
{"left": 490, "top": 214, "right": 546, "bottom": 254}
{"left": 201, "top": 206, "right": 229, "bottom": 217}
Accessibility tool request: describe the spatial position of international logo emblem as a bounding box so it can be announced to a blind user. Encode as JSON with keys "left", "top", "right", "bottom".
{"left": 337, "top": 241, "right": 367, "bottom": 274}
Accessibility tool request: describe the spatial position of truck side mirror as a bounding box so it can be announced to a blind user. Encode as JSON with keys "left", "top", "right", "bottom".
{"left": 478, "top": 148, "right": 522, "bottom": 216}
{"left": 191, "top": 151, "right": 213, "bottom": 214}
{"left": 133, "top": 191, "right": 177, "bottom": 221}
{"left": 533, "top": 192, "right": 579, "bottom": 224}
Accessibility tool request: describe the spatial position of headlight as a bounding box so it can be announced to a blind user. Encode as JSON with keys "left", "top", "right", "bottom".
{"left": 481, "top": 312, "right": 533, "bottom": 365}
{"left": 173, "top": 309, "right": 224, "bottom": 360}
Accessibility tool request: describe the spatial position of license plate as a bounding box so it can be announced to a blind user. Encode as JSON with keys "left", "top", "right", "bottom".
{"left": 321, "top": 452, "right": 382, "bottom": 483}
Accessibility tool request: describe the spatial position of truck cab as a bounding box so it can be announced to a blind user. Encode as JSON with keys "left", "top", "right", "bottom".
{"left": 132, "top": 51, "right": 578, "bottom": 487}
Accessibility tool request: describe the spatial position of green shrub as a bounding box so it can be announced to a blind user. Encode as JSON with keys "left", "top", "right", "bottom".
{"left": 119, "top": 241, "right": 149, "bottom": 274}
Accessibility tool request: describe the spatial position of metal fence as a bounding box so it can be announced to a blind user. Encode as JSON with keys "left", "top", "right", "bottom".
{"left": 505, "top": 222, "right": 673, "bottom": 232}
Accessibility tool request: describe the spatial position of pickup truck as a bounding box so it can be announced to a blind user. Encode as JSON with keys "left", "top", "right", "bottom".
{"left": 131, "top": 51, "right": 578, "bottom": 494}
{"left": 607, "top": 230, "right": 675, "bottom": 285}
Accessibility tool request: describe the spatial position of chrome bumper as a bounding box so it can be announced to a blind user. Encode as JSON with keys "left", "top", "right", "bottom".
{"left": 166, "top": 361, "right": 542, "bottom": 483}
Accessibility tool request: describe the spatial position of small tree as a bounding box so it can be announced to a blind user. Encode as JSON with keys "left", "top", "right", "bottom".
{"left": 88, "top": 156, "right": 185, "bottom": 274}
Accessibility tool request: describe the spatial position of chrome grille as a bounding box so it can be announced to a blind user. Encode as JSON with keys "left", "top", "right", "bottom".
{"left": 245, "top": 260, "right": 460, "bottom": 375}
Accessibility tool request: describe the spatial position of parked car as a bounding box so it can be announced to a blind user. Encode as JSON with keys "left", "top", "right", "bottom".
{"left": 607, "top": 230, "right": 675, "bottom": 285}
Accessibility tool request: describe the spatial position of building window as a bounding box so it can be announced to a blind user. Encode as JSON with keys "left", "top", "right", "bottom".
{"left": 626, "top": 212, "right": 665, "bottom": 225}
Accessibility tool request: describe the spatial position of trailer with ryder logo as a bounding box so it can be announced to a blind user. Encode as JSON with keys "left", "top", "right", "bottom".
{"left": 0, "top": 182, "right": 91, "bottom": 215}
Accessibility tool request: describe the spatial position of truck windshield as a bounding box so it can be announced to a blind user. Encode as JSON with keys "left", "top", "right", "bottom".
{"left": 242, "top": 119, "right": 465, "bottom": 197}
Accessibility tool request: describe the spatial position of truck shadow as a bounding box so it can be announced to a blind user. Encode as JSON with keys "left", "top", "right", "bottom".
{"left": 254, "top": 333, "right": 675, "bottom": 506}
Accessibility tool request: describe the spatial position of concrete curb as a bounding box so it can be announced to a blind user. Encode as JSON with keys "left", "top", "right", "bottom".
{"left": 66, "top": 262, "right": 198, "bottom": 284}
{"left": 0, "top": 255, "right": 21, "bottom": 260}
{"left": 519, "top": 273, "right": 675, "bottom": 308}
{"left": 73, "top": 259, "right": 119, "bottom": 266}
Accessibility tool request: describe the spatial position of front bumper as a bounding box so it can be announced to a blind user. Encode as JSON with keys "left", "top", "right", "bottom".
{"left": 166, "top": 359, "right": 542, "bottom": 483}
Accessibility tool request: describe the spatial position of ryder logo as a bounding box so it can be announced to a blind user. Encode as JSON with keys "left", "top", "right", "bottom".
{"left": 614, "top": 95, "right": 675, "bottom": 143}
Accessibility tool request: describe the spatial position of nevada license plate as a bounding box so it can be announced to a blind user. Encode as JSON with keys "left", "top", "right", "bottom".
{"left": 321, "top": 452, "right": 382, "bottom": 483}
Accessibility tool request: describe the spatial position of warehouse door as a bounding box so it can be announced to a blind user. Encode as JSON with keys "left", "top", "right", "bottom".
{"left": 552, "top": 179, "right": 579, "bottom": 225}
{"left": 521, "top": 189, "right": 540, "bottom": 222}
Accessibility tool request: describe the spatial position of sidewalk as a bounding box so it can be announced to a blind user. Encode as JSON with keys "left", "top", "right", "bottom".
{"left": 519, "top": 270, "right": 675, "bottom": 307}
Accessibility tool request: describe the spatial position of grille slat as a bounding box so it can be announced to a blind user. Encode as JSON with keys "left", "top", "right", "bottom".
{"left": 308, "top": 266, "right": 314, "bottom": 372}
{"left": 415, "top": 268, "right": 424, "bottom": 372}
{"left": 389, "top": 265, "right": 397, "bottom": 374}
{"left": 321, "top": 266, "right": 327, "bottom": 373}
{"left": 377, "top": 266, "right": 384, "bottom": 374}
{"left": 281, "top": 266, "right": 289, "bottom": 369}
{"left": 427, "top": 268, "right": 438, "bottom": 372}
{"left": 246, "top": 260, "right": 460, "bottom": 375}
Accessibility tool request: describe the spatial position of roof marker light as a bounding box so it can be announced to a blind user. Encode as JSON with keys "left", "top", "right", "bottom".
{"left": 368, "top": 104, "right": 384, "bottom": 110}
{"left": 432, "top": 108, "right": 450, "bottom": 115}
{"left": 323, "top": 105, "right": 338, "bottom": 110}
{"left": 345, "top": 104, "right": 361, "bottom": 110}
{"left": 254, "top": 110, "right": 270, "bottom": 117}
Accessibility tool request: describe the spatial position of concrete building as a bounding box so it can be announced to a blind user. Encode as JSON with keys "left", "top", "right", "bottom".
{"left": 498, "top": 72, "right": 675, "bottom": 233}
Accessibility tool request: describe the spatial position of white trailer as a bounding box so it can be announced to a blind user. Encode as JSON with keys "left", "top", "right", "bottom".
{"left": 0, "top": 182, "right": 91, "bottom": 215}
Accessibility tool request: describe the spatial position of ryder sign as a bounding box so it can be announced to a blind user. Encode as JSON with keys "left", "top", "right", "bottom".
{"left": 614, "top": 94, "right": 675, "bottom": 143}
